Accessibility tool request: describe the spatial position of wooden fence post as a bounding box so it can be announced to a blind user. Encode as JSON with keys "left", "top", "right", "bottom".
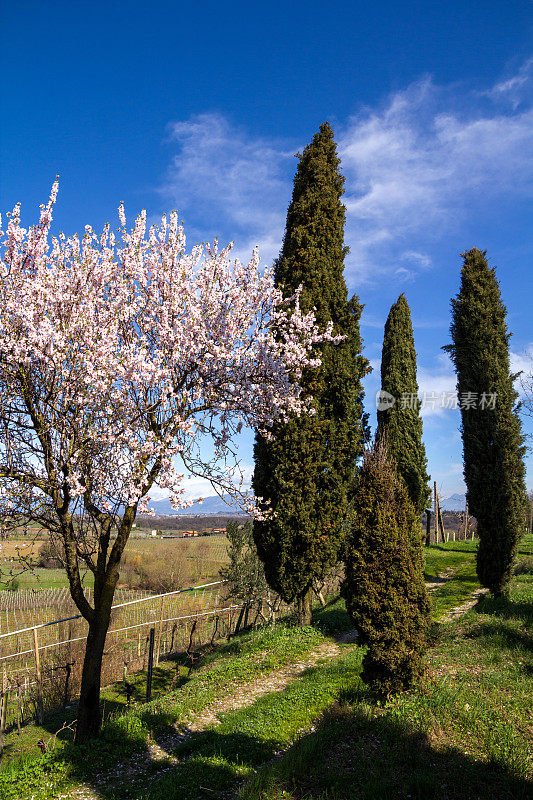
{"left": 15, "top": 681, "right": 21, "bottom": 735}
{"left": 234, "top": 604, "right": 247, "bottom": 635}
{"left": 0, "top": 681, "right": 8, "bottom": 756}
{"left": 155, "top": 596, "right": 165, "bottom": 667}
{"left": 32, "top": 627, "right": 44, "bottom": 725}
{"left": 146, "top": 627, "right": 155, "bottom": 702}
{"left": 434, "top": 486, "right": 446, "bottom": 543}
{"left": 425, "top": 509, "right": 431, "bottom": 547}
{"left": 438, "top": 498, "right": 446, "bottom": 543}
{"left": 433, "top": 482, "right": 438, "bottom": 543}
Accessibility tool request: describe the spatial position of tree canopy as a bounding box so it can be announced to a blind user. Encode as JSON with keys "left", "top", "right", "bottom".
{"left": 445, "top": 248, "right": 527, "bottom": 597}
{"left": 377, "top": 293, "right": 430, "bottom": 514}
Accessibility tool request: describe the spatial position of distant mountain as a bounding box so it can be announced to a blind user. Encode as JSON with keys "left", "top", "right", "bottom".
{"left": 440, "top": 493, "right": 467, "bottom": 512}
{"left": 150, "top": 493, "right": 250, "bottom": 517}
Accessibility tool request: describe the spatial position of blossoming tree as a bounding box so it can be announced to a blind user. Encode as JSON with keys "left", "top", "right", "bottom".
{"left": 0, "top": 184, "right": 333, "bottom": 742}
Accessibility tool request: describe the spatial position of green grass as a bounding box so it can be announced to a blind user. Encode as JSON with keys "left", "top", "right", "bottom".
{"left": 141, "top": 648, "right": 364, "bottom": 800}
{"left": 423, "top": 538, "right": 477, "bottom": 581}
{"left": 240, "top": 538, "right": 533, "bottom": 800}
{"left": 423, "top": 539, "right": 483, "bottom": 618}
{"left": 3, "top": 568, "right": 95, "bottom": 590}
{"left": 2, "top": 538, "right": 530, "bottom": 800}
{"left": 0, "top": 602, "right": 346, "bottom": 799}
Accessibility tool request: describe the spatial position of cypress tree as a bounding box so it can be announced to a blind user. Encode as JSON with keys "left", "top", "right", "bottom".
{"left": 342, "top": 438, "right": 431, "bottom": 696}
{"left": 253, "top": 122, "right": 369, "bottom": 625}
{"left": 445, "top": 248, "right": 527, "bottom": 597}
{"left": 377, "top": 294, "right": 430, "bottom": 515}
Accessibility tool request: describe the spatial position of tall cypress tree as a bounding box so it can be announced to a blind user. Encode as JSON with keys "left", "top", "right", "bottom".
{"left": 377, "top": 294, "right": 430, "bottom": 515}
{"left": 253, "top": 122, "right": 369, "bottom": 625}
{"left": 445, "top": 249, "right": 527, "bottom": 597}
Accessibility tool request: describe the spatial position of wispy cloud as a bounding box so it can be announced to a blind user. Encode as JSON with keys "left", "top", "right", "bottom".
{"left": 160, "top": 113, "right": 293, "bottom": 265}
{"left": 417, "top": 353, "right": 457, "bottom": 418}
{"left": 338, "top": 73, "right": 533, "bottom": 282}
{"left": 159, "top": 61, "right": 533, "bottom": 286}
{"left": 481, "top": 58, "right": 533, "bottom": 109}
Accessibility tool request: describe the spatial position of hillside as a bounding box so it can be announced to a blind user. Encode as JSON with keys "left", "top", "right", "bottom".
{"left": 0, "top": 536, "right": 531, "bottom": 800}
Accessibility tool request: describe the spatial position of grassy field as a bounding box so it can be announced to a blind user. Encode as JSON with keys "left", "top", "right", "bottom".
{"left": 244, "top": 537, "right": 533, "bottom": 800}
{"left": 0, "top": 534, "right": 229, "bottom": 593}
{"left": 0, "top": 537, "right": 530, "bottom": 800}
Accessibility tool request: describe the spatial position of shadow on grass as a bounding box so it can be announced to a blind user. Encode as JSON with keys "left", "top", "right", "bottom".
{"left": 311, "top": 598, "right": 352, "bottom": 637}
{"left": 427, "top": 544, "right": 477, "bottom": 555}
{"left": 244, "top": 705, "right": 533, "bottom": 800}
{"left": 3, "top": 695, "right": 531, "bottom": 800}
{"left": 465, "top": 621, "right": 533, "bottom": 658}
{"left": 475, "top": 594, "right": 533, "bottom": 626}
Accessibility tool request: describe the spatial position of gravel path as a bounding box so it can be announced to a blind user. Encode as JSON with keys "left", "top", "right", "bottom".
{"left": 58, "top": 636, "right": 351, "bottom": 799}
{"left": 57, "top": 569, "right": 483, "bottom": 799}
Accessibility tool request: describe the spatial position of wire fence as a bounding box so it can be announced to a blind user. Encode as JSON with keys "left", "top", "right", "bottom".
{"left": 0, "top": 580, "right": 244, "bottom": 736}
{"left": 0, "top": 574, "right": 317, "bottom": 744}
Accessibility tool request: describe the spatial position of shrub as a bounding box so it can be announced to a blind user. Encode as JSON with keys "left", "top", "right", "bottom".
{"left": 38, "top": 539, "right": 65, "bottom": 568}
{"left": 342, "top": 438, "right": 431, "bottom": 696}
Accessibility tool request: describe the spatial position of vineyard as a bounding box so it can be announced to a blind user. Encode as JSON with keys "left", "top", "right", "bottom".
{"left": 0, "top": 533, "right": 241, "bottom": 739}
{"left": 0, "top": 580, "right": 240, "bottom": 736}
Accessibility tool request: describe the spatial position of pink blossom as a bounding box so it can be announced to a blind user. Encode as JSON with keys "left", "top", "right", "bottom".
{"left": 0, "top": 184, "right": 337, "bottom": 520}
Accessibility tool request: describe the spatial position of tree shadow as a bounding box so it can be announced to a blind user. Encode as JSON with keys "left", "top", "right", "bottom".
{"left": 311, "top": 598, "right": 352, "bottom": 637}
{"left": 427, "top": 544, "right": 477, "bottom": 554}
{"left": 2, "top": 665, "right": 531, "bottom": 800}
{"left": 249, "top": 705, "right": 533, "bottom": 800}
{"left": 475, "top": 593, "right": 533, "bottom": 626}
{"left": 465, "top": 620, "right": 533, "bottom": 657}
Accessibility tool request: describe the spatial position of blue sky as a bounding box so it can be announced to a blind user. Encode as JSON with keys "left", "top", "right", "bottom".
{"left": 1, "top": 1, "right": 532, "bottom": 502}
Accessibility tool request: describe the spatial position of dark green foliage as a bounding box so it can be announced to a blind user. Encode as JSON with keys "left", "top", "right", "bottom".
{"left": 219, "top": 521, "right": 267, "bottom": 605}
{"left": 444, "top": 249, "right": 527, "bottom": 598}
{"left": 342, "top": 439, "right": 431, "bottom": 696}
{"left": 377, "top": 294, "right": 430, "bottom": 514}
{"left": 253, "top": 122, "right": 369, "bottom": 621}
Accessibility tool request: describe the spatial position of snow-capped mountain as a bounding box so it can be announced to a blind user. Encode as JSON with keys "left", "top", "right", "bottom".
{"left": 439, "top": 493, "right": 467, "bottom": 512}
{"left": 149, "top": 493, "right": 250, "bottom": 516}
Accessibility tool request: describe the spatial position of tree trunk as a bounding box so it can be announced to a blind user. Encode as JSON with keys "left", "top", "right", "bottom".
{"left": 75, "top": 616, "right": 109, "bottom": 744}
{"left": 296, "top": 588, "right": 313, "bottom": 627}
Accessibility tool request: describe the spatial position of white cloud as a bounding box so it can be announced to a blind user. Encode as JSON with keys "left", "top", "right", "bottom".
{"left": 417, "top": 353, "right": 458, "bottom": 418}
{"left": 159, "top": 61, "right": 533, "bottom": 286}
{"left": 160, "top": 113, "right": 293, "bottom": 265}
{"left": 338, "top": 73, "right": 533, "bottom": 283}
{"left": 482, "top": 58, "right": 533, "bottom": 109}
{"left": 511, "top": 344, "right": 533, "bottom": 380}
{"left": 152, "top": 462, "right": 255, "bottom": 502}
{"left": 511, "top": 344, "right": 533, "bottom": 403}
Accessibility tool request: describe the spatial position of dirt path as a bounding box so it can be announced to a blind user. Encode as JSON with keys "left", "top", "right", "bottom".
{"left": 425, "top": 566, "right": 459, "bottom": 592}
{"left": 58, "top": 569, "right": 482, "bottom": 799}
{"left": 58, "top": 636, "right": 351, "bottom": 799}
{"left": 439, "top": 587, "right": 489, "bottom": 622}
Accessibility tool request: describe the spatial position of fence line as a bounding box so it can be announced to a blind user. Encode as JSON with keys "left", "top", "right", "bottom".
{"left": 0, "top": 569, "right": 342, "bottom": 744}
{"left": 0, "top": 580, "right": 226, "bottom": 642}
{"left": 0, "top": 603, "right": 243, "bottom": 691}
{"left": 0, "top": 603, "right": 242, "bottom": 665}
